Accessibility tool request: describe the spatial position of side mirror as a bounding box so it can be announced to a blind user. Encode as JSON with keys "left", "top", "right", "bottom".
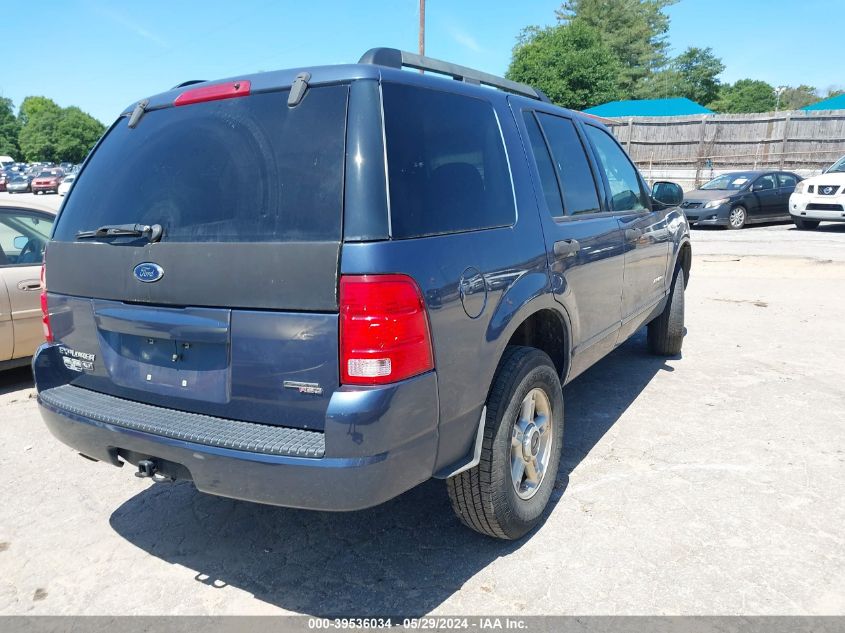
{"left": 13, "top": 235, "right": 28, "bottom": 250}
{"left": 652, "top": 181, "right": 683, "bottom": 207}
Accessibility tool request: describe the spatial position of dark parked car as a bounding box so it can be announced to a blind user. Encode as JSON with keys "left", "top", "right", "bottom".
{"left": 681, "top": 170, "right": 801, "bottom": 229}
{"left": 6, "top": 175, "right": 32, "bottom": 194}
{"left": 31, "top": 170, "right": 64, "bottom": 194}
{"left": 34, "top": 48, "right": 691, "bottom": 539}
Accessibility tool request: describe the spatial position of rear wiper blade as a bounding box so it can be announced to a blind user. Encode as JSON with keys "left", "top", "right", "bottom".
{"left": 76, "top": 223, "right": 163, "bottom": 242}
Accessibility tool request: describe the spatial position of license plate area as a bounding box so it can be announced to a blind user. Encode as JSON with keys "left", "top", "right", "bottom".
{"left": 93, "top": 301, "right": 231, "bottom": 403}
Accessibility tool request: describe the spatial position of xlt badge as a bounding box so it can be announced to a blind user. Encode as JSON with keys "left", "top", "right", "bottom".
{"left": 283, "top": 381, "right": 324, "bottom": 395}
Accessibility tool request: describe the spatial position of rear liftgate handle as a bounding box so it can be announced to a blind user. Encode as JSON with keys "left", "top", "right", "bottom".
{"left": 554, "top": 239, "right": 581, "bottom": 258}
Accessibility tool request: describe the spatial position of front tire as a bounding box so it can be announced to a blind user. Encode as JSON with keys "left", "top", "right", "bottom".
{"left": 648, "top": 267, "right": 685, "bottom": 356}
{"left": 794, "top": 218, "right": 819, "bottom": 230}
{"left": 727, "top": 205, "right": 747, "bottom": 230}
{"left": 447, "top": 346, "right": 564, "bottom": 540}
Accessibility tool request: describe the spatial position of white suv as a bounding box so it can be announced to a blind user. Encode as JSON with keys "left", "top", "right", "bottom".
{"left": 789, "top": 155, "right": 845, "bottom": 229}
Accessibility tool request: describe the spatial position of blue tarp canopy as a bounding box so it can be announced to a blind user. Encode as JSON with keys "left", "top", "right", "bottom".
{"left": 801, "top": 94, "right": 845, "bottom": 111}
{"left": 584, "top": 97, "right": 714, "bottom": 117}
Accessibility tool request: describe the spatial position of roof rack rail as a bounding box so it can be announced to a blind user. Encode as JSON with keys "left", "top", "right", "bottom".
{"left": 358, "top": 47, "right": 550, "bottom": 103}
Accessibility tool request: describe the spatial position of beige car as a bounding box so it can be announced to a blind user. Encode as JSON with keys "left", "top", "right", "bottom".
{"left": 0, "top": 198, "right": 55, "bottom": 370}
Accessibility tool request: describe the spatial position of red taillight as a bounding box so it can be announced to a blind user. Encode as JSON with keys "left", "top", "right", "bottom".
{"left": 40, "top": 263, "right": 52, "bottom": 342}
{"left": 174, "top": 80, "right": 251, "bottom": 106}
{"left": 339, "top": 274, "right": 434, "bottom": 385}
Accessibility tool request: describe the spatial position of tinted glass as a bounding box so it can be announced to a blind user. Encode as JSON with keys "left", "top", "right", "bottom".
{"left": 778, "top": 173, "right": 797, "bottom": 188}
{"left": 755, "top": 174, "right": 776, "bottom": 190}
{"left": 522, "top": 112, "right": 564, "bottom": 218}
{"left": 584, "top": 125, "right": 647, "bottom": 212}
{"left": 53, "top": 86, "right": 349, "bottom": 242}
{"left": 0, "top": 210, "right": 53, "bottom": 265}
{"left": 537, "top": 114, "right": 601, "bottom": 216}
{"left": 382, "top": 83, "right": 515, "bottom": 239}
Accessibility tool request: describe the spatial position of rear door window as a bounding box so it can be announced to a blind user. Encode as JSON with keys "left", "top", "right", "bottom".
{"left": 778, "top": 173, "right": 797, "bottom": 188}
{"left": 382, "top": 83, "right": 515, "bottom": 239}
{"left": 53, "top": 85, "right": 349, "bottom": 243}
{"left": 536, "top": 113, "right": 601, "bottom": 216}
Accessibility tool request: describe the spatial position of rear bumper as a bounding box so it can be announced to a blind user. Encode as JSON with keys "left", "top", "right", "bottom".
{"left": 34, "top": 343, "right": 440, "bottom": 511}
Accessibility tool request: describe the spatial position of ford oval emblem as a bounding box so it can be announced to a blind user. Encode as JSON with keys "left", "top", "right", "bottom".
{"left": 133, "top": 262, "right": 164, "bottom": 283}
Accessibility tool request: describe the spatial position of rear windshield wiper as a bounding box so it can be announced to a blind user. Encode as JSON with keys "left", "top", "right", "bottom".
{"left": 76, "top": 223, "right": 163, "bottom": 242}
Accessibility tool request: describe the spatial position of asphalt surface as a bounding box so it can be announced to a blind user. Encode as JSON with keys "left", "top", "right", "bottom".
{"left": 1, "top": 221, "right": 844, "bottom": 615}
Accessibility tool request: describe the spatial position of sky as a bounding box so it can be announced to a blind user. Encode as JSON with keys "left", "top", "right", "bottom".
{"left": 2, "top": 0, "right": 843, "bottom": 124}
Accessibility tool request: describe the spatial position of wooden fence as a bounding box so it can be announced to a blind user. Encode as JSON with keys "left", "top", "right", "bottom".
{"left": 608, "top": 110, "right": 845, "bottom": 187}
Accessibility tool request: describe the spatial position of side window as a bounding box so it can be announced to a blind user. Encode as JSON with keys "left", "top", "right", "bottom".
{"left": 778, "top": 173, "right": 797, "bottom": 188}
{"left": 755, "top": 174, "right": 777, "bottom": 190}
{"left": 0, "top": 211, "right": 54, "bottom": 266}
{"left": 522, "top": 111, "right": 564, "bottom": 218}
{"left": 382, "top": 84, "right": 516, "bottom": 239}
{"left": 583, "top": 125, "right": 648, "bottom": 212}
{"left": 536, "top": 114, "right": 602, "bottom": 216}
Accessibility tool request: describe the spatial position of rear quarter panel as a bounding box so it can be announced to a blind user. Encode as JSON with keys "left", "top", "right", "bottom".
{"left": 341, "top": 95, "right": 552, "bottom": 473}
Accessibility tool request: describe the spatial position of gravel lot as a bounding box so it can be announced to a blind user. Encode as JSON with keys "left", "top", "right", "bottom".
{"left": 1, "top": 221, "right": 844, "bottom": 616}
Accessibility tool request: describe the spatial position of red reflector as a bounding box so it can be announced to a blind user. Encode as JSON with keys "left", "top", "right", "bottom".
{"left": 174, "top": 80, "right": 251, "bottom": 106}
{"left": 340, "top": 275, "right": 434, "bottom": 386}
{"left": 40, "top": 263, "right": 52, "bottom": 343}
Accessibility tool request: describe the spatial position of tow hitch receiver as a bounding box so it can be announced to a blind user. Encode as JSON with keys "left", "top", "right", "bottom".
{"left": 134, "top": 459, "right": 158, "bottom": 478}
{"left": 133, "top": 458, "right": 177, "bottom": 482}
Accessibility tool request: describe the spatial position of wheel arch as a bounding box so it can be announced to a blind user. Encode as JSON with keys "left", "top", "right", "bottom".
{"left": 676, "top": 238, "right": 692, "bottom": 287}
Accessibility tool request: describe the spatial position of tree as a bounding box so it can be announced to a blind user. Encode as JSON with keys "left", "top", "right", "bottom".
{"left": 708, "top": 79, "right": 776, "bottom": 113}
{"left": 16, "top": 97, "right": 105, "bottom": 162}
{"left": 18, "top": 97, "right": 62, "bottom": 162}
{"left": 777, "top": 85, "right": 818, "bottom": 110}
{"left": 633, "top": 47, "right": 724, "bottom": 104}
{"left": 557, "top": 0, "right": 677, "bottom": 98}
{"left": 0, "top": 97, "right": 20, "bottom": 158}
{"left": 55, "top": 107, "right": 106, "bottom": 163}
{"left": 507, "top": 20, "right": 622, "bottom": 110}
{"left": 671, "top": 47, "right": 724, "bottom": 105}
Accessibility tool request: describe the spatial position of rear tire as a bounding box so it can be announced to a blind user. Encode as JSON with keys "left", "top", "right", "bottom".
{"left": 447, "top": 346, "right": 564, "bottom": 540}
{"left": 648, "top": 267, "right": 685, "bottom": 356}
{"left": 794, "top": 218, "right": 819, "bottom": 230}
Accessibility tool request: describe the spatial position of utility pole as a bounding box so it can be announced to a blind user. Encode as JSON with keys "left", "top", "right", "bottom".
{"left": 419, "top": 0, "right": 425, "bottom": 58}
{"left": 774, "top": 86, "right": 786, "bottom": 112}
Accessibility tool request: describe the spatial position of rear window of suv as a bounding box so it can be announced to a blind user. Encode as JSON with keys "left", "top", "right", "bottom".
{"left": 382, "top": 83, "right": 515, "bottom": 239}
{"left": 53, "top": 85, "right": 349, "bottom": 243}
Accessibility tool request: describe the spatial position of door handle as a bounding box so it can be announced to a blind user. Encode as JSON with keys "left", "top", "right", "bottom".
{"left": 17, "top": 280, "right": 41, "bottom": 291}
{"left": 625, "top": 228, "right": 643, "bottom": 241}
{"left": 554, "top": 239, "right": 580, "bottom": 258}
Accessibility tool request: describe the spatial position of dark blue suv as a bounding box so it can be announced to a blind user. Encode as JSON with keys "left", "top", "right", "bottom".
{"left": 34, "top": 48, "right": 691, "bottom": 539}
